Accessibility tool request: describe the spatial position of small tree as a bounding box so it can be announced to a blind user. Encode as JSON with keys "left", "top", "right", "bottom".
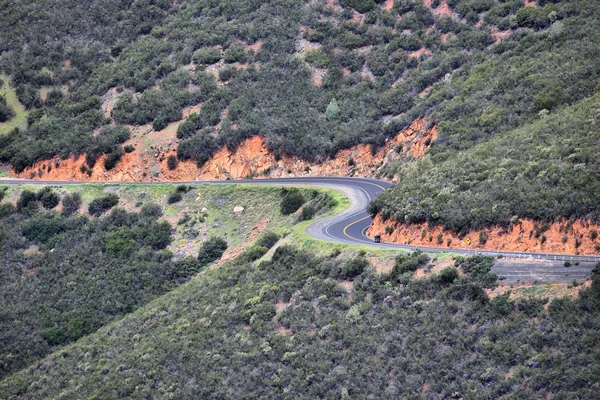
{"left": 255, "top": 231, "right": 281, "bottom": 249}
{"left": 325, "top": 98, "right": 340, "bottom": 120}
{"left": 38, "top": 188, "right": 60, "bottom": 209}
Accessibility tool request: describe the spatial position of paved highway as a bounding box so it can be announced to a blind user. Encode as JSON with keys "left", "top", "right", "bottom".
{"left": 1, "top": 177, "right": 598, "bottom": 282}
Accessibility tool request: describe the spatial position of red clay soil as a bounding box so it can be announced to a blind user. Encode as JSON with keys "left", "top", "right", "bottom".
{"left": 15, "top": 116, "right": 438, "bottom": 182}
{"left": 367, "top": 214, "right": 600, "bottom": 256}
{"left": 423, "top": 0, "right": 453, "bottom": 17}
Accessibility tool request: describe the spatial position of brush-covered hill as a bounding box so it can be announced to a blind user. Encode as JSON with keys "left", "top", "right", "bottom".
{"left": 0, "top": 0, "right": 597, "bottom": 169}
{"left": 0, "top": 183, "right": 335, "bottom": 379}
{"left": 0, "top": 0, "right": 599, "bottom": 245}
{"left": 1, "top": 247, "right": 600, "bottom": 398}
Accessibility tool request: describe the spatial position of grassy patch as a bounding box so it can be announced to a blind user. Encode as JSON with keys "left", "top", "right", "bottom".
{"left": 0, "top": 74, "right": 27, "bottom": 135}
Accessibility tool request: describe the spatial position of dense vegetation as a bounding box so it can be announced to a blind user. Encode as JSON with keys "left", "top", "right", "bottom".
{"left": 2, "top": 247, "right": 599, "bottom": 398}
{"left": 370, "top": 93, "right": 600, "bottom": 233}
{"left": 0, "top": 187, "right": 229, "bottom": 378}
{"left": 0, "top": 94, "right": 14, "bottom": 122}
{"left": 1, "top": 0, "right": 599, "bottom": 229}
{"left": 0, "top": 0, "right": 597, "bottom": 168}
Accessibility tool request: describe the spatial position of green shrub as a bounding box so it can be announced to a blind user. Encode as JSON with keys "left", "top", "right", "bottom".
{"left": 37, "top": 187, "right": 60, "bottom": 209}
{"left": 177, "top": 134, "right": 219, "bottom": 167}
{"left": 88, "top": 194, "right": 119, "bottom": 216}
{"left": 224, "top": 43, "right": 247, "bottom": 63}
{"left": 193, "top": 47, "right": 222, "bottom": 65}
{"left": 61, "top": 193, "right": 82, "bottom": 217}
{"left": 218, "top": 65, "right": 236, "bottom": 81}
{"left": 105, "top": 227, "right": 135, "bottom": 257}
{"left": 0, "top": 95, "right": 14, "bottom": 122}
{"left": 22, "top": 213, "right": 67, "bottom": 243}
{"left": 240, "top": 245, "right": 269, "bottom": 262}
{"left": 390, "top": 251, "right": 429, "bottom": 278}
{"left": 17, "top": 190, "right": 38, "bottom": 212}
{"left": 280, "top": 189, "right": 305, "bottom": 215}
{"left": 479, "top": 231, "right": 488, "bottom": 245}
{"left": 167, "top": 155, "right": 178, "bottom": 170}
{"left": 139, "top": 203, "right": 162, "bottom": 219}
{"left": 255, "top": 231, "right": 280, "bottom": 249}
{"left": 340, "top": 0, "right": 376, "bottom": 13}
{"left": 167, "top": 191, "right": 183, "bottom": 204}
{"left": 198, "top": 236, "right": 228, "bottom": 265}
{"left": 104, "top": 148, "right": 124, "bottom": 170}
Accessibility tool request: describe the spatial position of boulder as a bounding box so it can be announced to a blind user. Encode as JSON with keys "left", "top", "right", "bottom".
{"left": 233, "top": 206, "right": 244, "bottom": 215}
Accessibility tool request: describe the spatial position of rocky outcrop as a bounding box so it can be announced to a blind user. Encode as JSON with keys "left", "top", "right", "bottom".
{"left": 367, "top": 214, "right": 600, "bottom": 256}
{"left": 15, "top": 116, "right": 438, "bottom": 182}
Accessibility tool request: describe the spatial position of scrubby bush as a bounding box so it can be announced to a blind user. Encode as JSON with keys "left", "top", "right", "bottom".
{"left": 198, "top": 236, "right": 228, "bottom": 265}
{"left": 218, "top": 65, "right": 236, "bottom": 81}
{"left": 61, "top": 193, "right": 82, "bottom": 216}
{"left": 224, "top": 43, "right": 247, "bottom": 63}
{"left": 0, "top": 95, "right": 14, "bottom": 122}
{"left": 193, "top": 47, "right": 222, "bottom": 65}
{"left": 37, "top": 187, "right": 60, "bottom": 209}
{"left": 167, "top": 155, "right": 178, "bottom": 170}
{"left": 167, "top": 191, "right": 183, "bottom": 204}
{"left": 22, "top": 213, "right": 66, "bottom": 243}
{"left": 177, "top": 134, "right": 219, "bottom": 167}
{"left": 342, "top": 256, "right": 369, "bottom": 279}
{"left": 104, "top": 148, "right": 124, "bottom": 170}
{"left": 389, "top": 251, "right": 429, "bottom": 277}
{"left": 16, "top": 190, "right": 38, "bottom": 213}
{"left": 255, "top": 231, "right": 280, "bottom": 249}
{"left": 280, "top": 188, "right": 305, "bottom": 215}
{"left": 88, "top": 194, "right": 119, "bottom": 216}
{"left": 140, "top": 202, "right": 162, "bottom": 219}
{"left": 240, "top": 245, "right": 269, "bottom": 262}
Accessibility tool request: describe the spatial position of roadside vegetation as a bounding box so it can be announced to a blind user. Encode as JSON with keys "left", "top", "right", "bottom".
{"left": 1, "top": 246, "right": 599, "bottom": 398}
{"left": 1, "top": 0, "right": 598, "bottom": 233}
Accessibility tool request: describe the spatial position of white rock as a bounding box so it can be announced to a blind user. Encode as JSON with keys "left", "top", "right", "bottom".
{"left": 233, "top": 206, "right": 244, "bottom": 214}
{"left": 201, "top": 207, "right": 208, "bottom": 213}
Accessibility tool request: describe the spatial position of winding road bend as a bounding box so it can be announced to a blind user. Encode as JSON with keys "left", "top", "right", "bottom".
{"left": 1, "top": 177, "right": 598, "bottom": 282}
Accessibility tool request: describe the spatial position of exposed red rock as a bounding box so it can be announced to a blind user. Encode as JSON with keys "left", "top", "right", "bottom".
{"left": 367, "top": 214, "right": 600, "bottom": 256}
{"left": 15, "top": 116, "right": 438, "bottom": 182}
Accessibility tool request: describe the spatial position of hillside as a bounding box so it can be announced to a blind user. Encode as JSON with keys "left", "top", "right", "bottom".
{"left": 0, "top": 0, "right": 597, "bottom": 170}
{"left": 1, "top": 247, "right": 599, "bottom": 398}
{"left": 368, "top": 94, "right": 600, "bottom": 254}
{"left": 0, "top": 183, "right": 336, "bottom": 378}
{"left": 1, "top": 0, "right": 599, "bottom": 254}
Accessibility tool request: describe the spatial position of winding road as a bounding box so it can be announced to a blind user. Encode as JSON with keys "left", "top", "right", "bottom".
{"left": 1, "top": 177, "right": 598, "bottom": 282}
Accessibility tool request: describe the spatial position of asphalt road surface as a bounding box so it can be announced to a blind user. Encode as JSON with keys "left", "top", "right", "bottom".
{"left": 2, "top": 177, "right": 598, "bottom": 282}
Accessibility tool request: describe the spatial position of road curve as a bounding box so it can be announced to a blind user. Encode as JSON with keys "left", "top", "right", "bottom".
{"left": 1, "top": 177, "right": 598, "bottom": 281}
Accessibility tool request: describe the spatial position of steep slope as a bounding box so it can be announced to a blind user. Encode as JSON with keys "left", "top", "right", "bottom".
{"left": 369, "top": 94, "right": 600, "bottom": 254}
{"left": 0, "top": 183, "right": 331, "bottom": 378}
{"left": 1, "top": 249, "right": 599, "bottom": 398}
{"left": 1, "top": 0, "right": 598, "bottom": 175}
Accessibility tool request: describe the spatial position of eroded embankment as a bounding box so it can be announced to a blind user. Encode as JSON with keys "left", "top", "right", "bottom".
{"left": 367, "top": 214, "right": 600, "bottom": 256}
{"left": 14, "top": 116, "right": 437, "bottom": 182}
